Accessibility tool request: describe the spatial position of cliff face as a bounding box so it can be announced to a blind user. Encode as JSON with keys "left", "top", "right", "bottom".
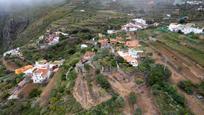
{"left": 2, "top": 16, "right": 29, "bottom": 50}
{"left": 0, "top": 12, "right": 8, "bottom": 51}
{"left": 0, "top": 13, "right": 29, "bottom": 52}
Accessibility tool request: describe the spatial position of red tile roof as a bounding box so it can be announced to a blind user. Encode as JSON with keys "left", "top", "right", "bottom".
{"left": 34, "top": 68, "right": 49, "bottom": 78}
{"left": 125, "top": 40, "right": 139, "bottom": 48}
{"left": 98, "top": 39, "right": 109, "bottom": 46}
{"left": 82, "top": 51, "right": 95, "bottom": 61}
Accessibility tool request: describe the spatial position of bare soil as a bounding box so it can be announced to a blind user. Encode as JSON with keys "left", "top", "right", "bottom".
{"left": 38, "top": 69, "right": 61, "bottom": 106}
{"left": 73, "top": 69, "right": 111, "bottom": 109}
{"left": 136, "top": 85, "right": 160, "bottom": 115}
{"left": 18, "top": 83, "right": 37, "bottom": 98}
{"left": 2, "top": 58, "right": 18, "bottom": 71}
{"left": 104, "top": 70, "right": 159, "bottom": 115}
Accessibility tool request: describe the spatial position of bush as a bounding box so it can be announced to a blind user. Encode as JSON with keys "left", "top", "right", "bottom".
{"left": 178, "top": 80, "right": 194, "bottom": 95}
{"left": 96, "top": 74, "right": 110, "bottom": 90}
{"left": 128, "top": 92, "right": 137, "bottom": 105}
{"left": 135, "top": 78, "right": 144, "bottom": 85}
{"left": 138, "top": 57, "right": 154, "bottom": 72}
{"left": 29, "top": 89, "right": 41, "bottom": 98}
{"left": 134, "top": 108, "right": 142, "bottom": 115}
{"left": 115, "top": 96, "right": 125, "bottom": 108}
{"left": 147, "top": 64, "right": 171, "bottom": 86}
{"left": 61, "top": 74, "right": 66, "bottom": 81}
{"left": 160, "top": 83, "right": 185, "bottom": 106}
{"left": 84, "top": 64, "right": 91, "bottom": 71}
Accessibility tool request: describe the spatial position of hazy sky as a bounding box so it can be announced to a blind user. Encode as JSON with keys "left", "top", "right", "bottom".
{"left": 0, "top": 0, "right": 65, "bottom": 11}
{"left": 0, "top": 0, "right": 65, "bottom": 5}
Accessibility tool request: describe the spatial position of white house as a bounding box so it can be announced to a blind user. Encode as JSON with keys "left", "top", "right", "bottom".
{"left": 117, "top": 51, "right": 139, "bottom": 67}
{"left": 168, "top": 23, "right": 204, "bottom": 34}
{"left": 122, "top": 18, "right": 148, "bottom": 32}
{"left": 8, "top": 94, "right": 19, "bottom": 100}
{"left": 186, "top": 1, "right": 203, "bottom": 5}
{"left": 132, "top": 19, "right": 147, "bottom": 26}
{"left": 81, "top": 44, "right": 88, "bottom": 49}
{"left": 3, "top": 48, "right": 23, "bottom": 57}
{"left": 48, "top": 36, "right": 60, "bottom": 46}
{"left": 107, "top": 30, "right": 116, "bottom": 34}
{"left": 31, "top": 60, "right": 63, "bottom": 84}
{"left": 80, "top": 10, "right": 85, "bottom": 12}
{"left": 128, "top": 49, "right": 144, "bottom": 59}
{"left": 38, "top": 35, "right": 44, "bottom": 41}
{"left": 32, "top": 67, "right": 52, "bottom": 84}
{"left": 55, "top": 31, "right": 69, "bottom": 36}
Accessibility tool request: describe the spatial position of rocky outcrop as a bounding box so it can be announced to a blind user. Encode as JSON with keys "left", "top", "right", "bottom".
{"left": 0, "top": 12, "right": 8, "bottom": 51}
{"left": 0, "top": 13, "right": 29, "bottom": 52}
{"left": 2, "top": 16, "right": 29, "bottom": 50}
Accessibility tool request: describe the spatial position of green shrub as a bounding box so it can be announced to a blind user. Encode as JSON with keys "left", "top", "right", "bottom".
{"left": 115, "top": 96, "right": 125, "bottom": 108}
{"left": 29, "top": 89, "right": 41, "bottom": 98}
{"left": 128, "top": 92, "right": 137, "bottom": 105}
{"left": 138, "top": 57, "right": 154, "bottom": 72}
{"left": 61, "top": 74, "right": 66, "bottom": 81}
{"left": 147, "top": 64, "right": 171, "bottom": 86}
{"left": 134, "top": 108, "right": 142, "bottom": 115}
{"left": 96, "top": 74, "right": 110, "bottom": 90}
{"left": 135, "top": 78, "right": 144, "bottom": 85}
{"left": 160, "top": 83, "right": 185, "bottom": 106}
{"left": 178, "top": 80, "right": 194, "bottom": 95}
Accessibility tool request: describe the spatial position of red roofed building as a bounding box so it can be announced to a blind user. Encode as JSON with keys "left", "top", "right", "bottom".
{"left": 125, "top": 40, "right": 139, "bottom": 48}
{"left": 117, "top": 51, "right": 138, "bottom": 67}
{"left": 82, "top": 51, "right": 95, "bottom": 63}
{"left": 31, "top": 67, "right": 52, "bottom": 84}
{"left": 98, "top": 39, "right": 109, "bottom": 48}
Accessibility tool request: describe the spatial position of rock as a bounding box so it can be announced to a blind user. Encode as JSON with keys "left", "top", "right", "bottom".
{"left": 0, "top": 14, "right": 29, "bottom": 52}
{"left": 2, "top": 17, "right": 29, "bottom": 48}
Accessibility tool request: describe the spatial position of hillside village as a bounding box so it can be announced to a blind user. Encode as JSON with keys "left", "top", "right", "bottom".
{"left": 4, "top": 18, "right": 146, "bottom": 101}
{"left": 0, "top": 0, "right": 204, "bottom": 115}
{"left": 1, "top": 14, "right": 204, "bottom": 114}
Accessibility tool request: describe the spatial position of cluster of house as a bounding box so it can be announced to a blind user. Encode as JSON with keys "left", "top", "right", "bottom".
{"left": 3, "top": 48, "right": 23, "bottom": 58}
{"left": 186, "top": 0, "right": 203, "bottom": 5}
{"left": 122, "top": 18, "right": 148, "bottom": 32}
{"left": 175, "top": 0, "right": 203, "bottom": 5}
{"left": 168, "top": 23, "right": 204, "bottom": 34}
{"left": 117, "top": 40, "right": 143, "bottom": 67}
{"left": 197, "top": 6, "right": 204, "bottom": 11}
{"left": 38, "top": 31, "right": 68, "bottom": 49}
{"left": 98, "top": 32, "right": 143, "bottom": 67}
{"left": 8, "top": 59, "right": 64, "bottom": 100}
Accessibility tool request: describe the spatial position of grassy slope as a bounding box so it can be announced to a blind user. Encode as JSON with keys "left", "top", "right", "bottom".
{"left": 14, "top": 4, "right": 75, "bottom": 47}
{"left": 138, "top": 28, "right": 204, "bottom": 67}
{"left": 0, "top": 2, "right": 131, "bottom": 115}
